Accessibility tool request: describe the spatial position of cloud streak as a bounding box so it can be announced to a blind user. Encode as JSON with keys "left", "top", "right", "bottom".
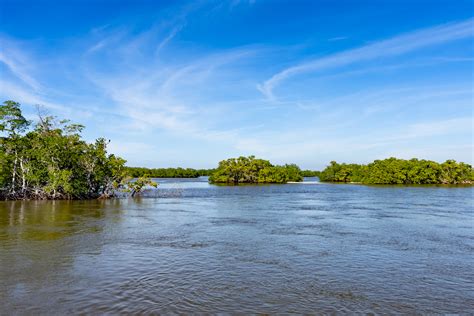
{"left": 0, "top": 6, "right": 472, "bottom": 168}
{"left": 0, "top": 41, "right": 42, "bottom": 92}
{"left": 258, "top": 18, "right": 474, "bottom": 100}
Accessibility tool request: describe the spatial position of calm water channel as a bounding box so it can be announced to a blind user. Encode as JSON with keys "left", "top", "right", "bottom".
{"left": 1, "top": 177, "right": 473, "bottom": 314}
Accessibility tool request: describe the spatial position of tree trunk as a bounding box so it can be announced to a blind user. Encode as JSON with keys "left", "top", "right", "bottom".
{"left": 20, "top": 158, "right": 26, "bottom": 194}
{"left": 11, "top": 151, "right": 17, "bottom": 194}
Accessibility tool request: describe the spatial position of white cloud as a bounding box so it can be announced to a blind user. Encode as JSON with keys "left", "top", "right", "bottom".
{"left": 258, "top": 18, "right": 474, "bottom": 100}
{"left": 0, "top": 80, "right": 68, "bottom": 112}
{"left": 0, "top": 40, "right": 42, "bottom": 91}
{"left": 328, "top": 36, "right": 348, "bottom": 42}
{"left": 83, "top": 34, "right": 259, "bottom": 138}
{"left": 0, "top": 11, "right": 471, "bottom": 168}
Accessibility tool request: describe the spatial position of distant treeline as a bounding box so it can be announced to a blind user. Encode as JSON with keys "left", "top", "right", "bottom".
{"left": 209, "top": 156, "right": 303, "bottom": 184}
{"left": 125, "top": 167, "right": 215, "bottom": 178}
{"left": 319, "top": 158, "right": 473, "bottom": 185}
{"left": 126, "top": 166, "right": 320, "bottom": 179}
{"left": 300, "top": 170, "right": 321, "bottom": 177}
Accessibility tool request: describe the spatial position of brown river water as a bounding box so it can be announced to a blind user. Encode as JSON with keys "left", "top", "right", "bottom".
{"left": 1, "top": 177, "right": 473, "bottom": 314}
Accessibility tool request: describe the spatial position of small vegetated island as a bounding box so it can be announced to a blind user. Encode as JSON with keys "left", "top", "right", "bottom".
{"left": 318, "top": 159, "right": 473, "bottom": 185}
{"left": 209, "top": 156, "right": 303, "bottom": 184}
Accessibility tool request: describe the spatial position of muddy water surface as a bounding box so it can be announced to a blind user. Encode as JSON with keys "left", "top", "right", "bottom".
{"left": 1, "top": 178, "right": 473, "bottom": 314}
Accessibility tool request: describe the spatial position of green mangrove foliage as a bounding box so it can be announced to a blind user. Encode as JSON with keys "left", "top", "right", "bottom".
{"left": 0, "top": 100, "right": 155, "bottom": 200}
{"left": 125, "top": 167, "right": 215, "bottom": 178}
{"left": 300, "top": 170, "right": 321, "bottom": 177}
{"left": 209, "top": 156, "right": 303, "bottom": 184}
{"left": 125, "top": 176, "right": 158, "bottom": 197}
{"left": 126, "top": 166, "right": 318, "bottom": 179}
{"left": 319, "top": 158, "right": 474, "bottom": 185}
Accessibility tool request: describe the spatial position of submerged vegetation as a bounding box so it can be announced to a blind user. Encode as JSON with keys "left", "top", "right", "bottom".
{"left": 209, "top": 156, "right": 303, "bottom": 184}
{"left": 319, "top": 158, "right": 473, "bottom": 185}
{"left": 125, "top": 167, "right": 215, "bottom": 178}
{"left": 0, "top": 101, "right": 155, "bottom": 200}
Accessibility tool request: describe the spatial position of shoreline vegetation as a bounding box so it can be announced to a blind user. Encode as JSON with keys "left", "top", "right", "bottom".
{"left": 209, "top": 156, "right": 303, "bottom": 184}
{"left": 318, "top": 158, "right": 473, "bottom": 185}
{"left": 124, "top": 166, "right": 320, "bottom": 179}
{"left": 0, "top": 101, "right": 155, "bottom": 200}
{"left": 125, "top": 167, "right": 214, "bottom": 178}
{"left": 1, "top": 100, "right": 472, "bottom": 200}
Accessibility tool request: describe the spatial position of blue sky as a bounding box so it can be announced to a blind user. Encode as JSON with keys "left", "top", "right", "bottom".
{"left": 0, "top": 0, "right": 473, "bottom": 169}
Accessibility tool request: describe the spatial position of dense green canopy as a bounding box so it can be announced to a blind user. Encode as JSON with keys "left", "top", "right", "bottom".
{"left": 209, "top": 156, "right": 303, "bottom": 184}
{"left": 319, "top": 158, "right": 473, "bottom": 185}
{"left": 300, "top": 170, "right": 321, "bottom": 177}
{"left": 125, "top": 167, "right": 214, "bottom": 178}
{"left": 0, "top": 101, "right": 153, "bottom": 200}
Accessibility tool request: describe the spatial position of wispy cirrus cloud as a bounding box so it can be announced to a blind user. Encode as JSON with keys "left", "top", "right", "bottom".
{"left": 0, "top": 80, "right": 66, "bottom": 112}
{"left": 258, "top": 18, "right": 474, "bottom": 100}
{"left": 328, "top": 36, "right": 348, "bottom": 42}
{"left": 0, "top": 40, "right": 42, "bottom": 92}
{"left": 84, "top": 33, "right": 260, "bottom": 137}
{"left": 0, "top": 37, "right": 73, "bottom": 114}
{"left": 0, "top": 2, "right": 472, "bottom": 168}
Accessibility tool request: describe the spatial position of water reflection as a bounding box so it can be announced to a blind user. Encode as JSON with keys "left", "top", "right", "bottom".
{"left": 0, "top": 200, "right": 122, "bottom": 241}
